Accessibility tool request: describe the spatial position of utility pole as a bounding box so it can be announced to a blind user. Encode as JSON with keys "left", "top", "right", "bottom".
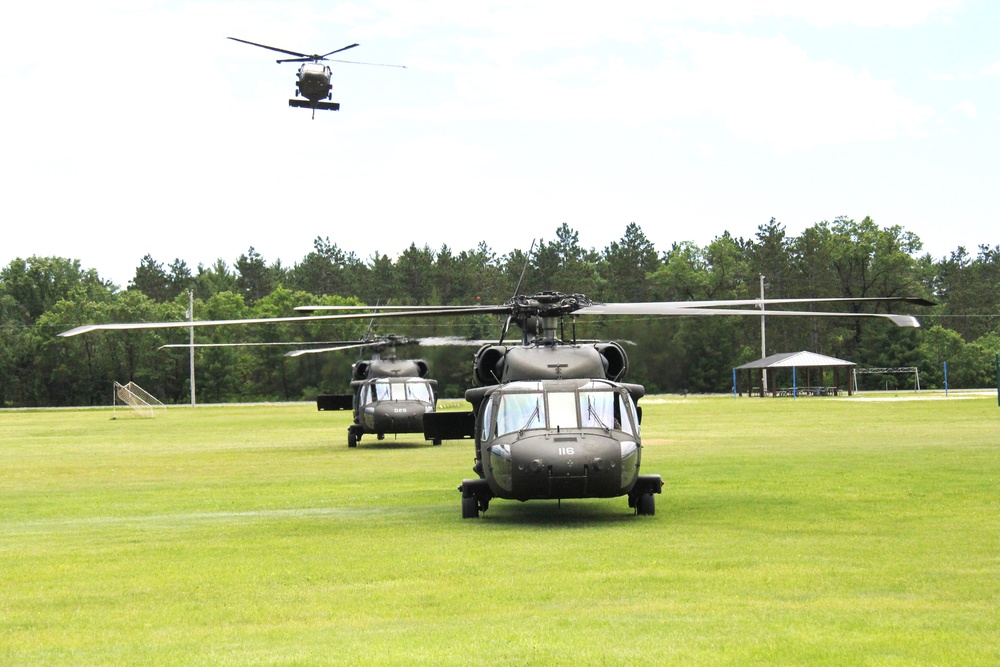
{"left": 760, "top": 274, "right": 767, "bottom": 394}
{"left": 188, "top": 290, "right": 196, "bottom": 407}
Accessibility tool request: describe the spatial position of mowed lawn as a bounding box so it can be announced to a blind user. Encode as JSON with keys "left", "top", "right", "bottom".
{"left": 1, "top": 394, "right": 998, "bottom": 666}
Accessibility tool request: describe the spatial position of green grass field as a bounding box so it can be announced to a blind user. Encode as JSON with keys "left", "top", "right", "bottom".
{"left": 2, "top": 393, "right": 998, "bottom": 666}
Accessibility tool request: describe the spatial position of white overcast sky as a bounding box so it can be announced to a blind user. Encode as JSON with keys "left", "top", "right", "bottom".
{"left": 1, "top": 0, "right": 997, "bottom": 287}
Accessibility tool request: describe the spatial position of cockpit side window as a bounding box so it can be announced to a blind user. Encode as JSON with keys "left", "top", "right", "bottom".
{"left": 616, "top": 392, "right": 638, "bottom": 436}
{"left": 481, "top": 395, "right": 495, "bottom": 440}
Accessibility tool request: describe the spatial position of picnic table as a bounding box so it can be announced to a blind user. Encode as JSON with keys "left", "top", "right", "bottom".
{"left": 777, "top": 386, "right": 839, "bottom": 397}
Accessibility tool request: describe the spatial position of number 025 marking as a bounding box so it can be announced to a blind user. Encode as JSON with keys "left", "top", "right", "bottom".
{"left": 557, "top": 447, "right": 575, "bottom": 456}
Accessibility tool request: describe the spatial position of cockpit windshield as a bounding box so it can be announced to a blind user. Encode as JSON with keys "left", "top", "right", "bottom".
{"left": 489, "top": 381, "right": 638, "bottom": 438}
{"left": 363, "top": 379, "right": 434, "bottom": 405}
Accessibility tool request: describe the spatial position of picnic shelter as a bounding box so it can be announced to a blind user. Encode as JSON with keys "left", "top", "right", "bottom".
{"left": 735, "top": 351, "right": 855, "bottom": 397}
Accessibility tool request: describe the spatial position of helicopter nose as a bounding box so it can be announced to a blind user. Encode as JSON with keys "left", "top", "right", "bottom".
{"left": 369, "top": 402, "right": 425, "bottom": 432}
{"left": 502, "top": 435, "right": 628, "bottom": 499}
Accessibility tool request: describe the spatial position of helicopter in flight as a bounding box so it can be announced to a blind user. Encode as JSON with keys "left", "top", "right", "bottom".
{"left": 228, "top": 36, "right": 404, "bottom": 118}
{"left": 285, "top": 333, "right": 443, "bottom": 447}
{"left": 58, "top": 290, "right": 930, "bottom": 518}
{"left": 294, "top": 291, "right": 932, "bottom": 518}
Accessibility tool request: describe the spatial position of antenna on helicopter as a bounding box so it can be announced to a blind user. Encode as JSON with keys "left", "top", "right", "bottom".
{"left": 513, "top": 239, "right": 536, "bottom": 296}
{"left": 499, "top": 239, "right": 536, "bottom": 345}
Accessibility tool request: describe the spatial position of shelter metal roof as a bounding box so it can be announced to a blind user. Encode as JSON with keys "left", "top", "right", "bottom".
{"left": 735, "top": 351, "right": 855, "bottom": 370}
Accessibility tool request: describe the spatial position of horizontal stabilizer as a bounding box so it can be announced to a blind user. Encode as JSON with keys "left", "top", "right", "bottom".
{"left": 317, "top": 394, "right": 353, "bottom": 411}
{"left": 424, "top": 411, "right": 476, "bottom": 441}
{"left": 288, "top": 99, "right": 340, "bottom": 111}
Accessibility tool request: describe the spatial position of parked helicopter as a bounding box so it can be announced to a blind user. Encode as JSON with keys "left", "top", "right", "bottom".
{"left": 58, "top": 291, "right": 930, "bottom": 518}
{"left": 294, "top": 291, "right": 932, "bottom": 518}
{"left": 155, "top": 329, "right": 452, "bottom": 448}
{"left": 286, "top": 333, "right": 442, "bottom": 447}
{"left": 228, "top": 36, "right": 404, "bottom": 118}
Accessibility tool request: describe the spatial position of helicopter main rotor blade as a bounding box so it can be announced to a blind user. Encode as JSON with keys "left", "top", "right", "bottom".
{"left": 283, "top": 335, "right": 488, "bottom": 357}
{"left": 297, "top": 304, "right": 513, "bottom": 318}
{"left": 576, "top": 304, "right": 921, "bottom": 327}
{"left": 158, "top": 340, "right": 362, "bottom": 350}
{"left": 322, "top": 43, "right": 360, "bottom": 57}
{"left": 295, "top": 304, "right": 488, "bottom": 312}
{"left": 328, "top": 59, "right": 406, "bottom": 68}
{"left": 228, "top": 37, "right": 312, "bottom": 60}
{"left": 58, "top": 311, "right": 405, "bottom": 337}
{"left": 285, "top": 342, "right": 374, "bottom": 357}
{"left": 416, "top": 337, "right": 501, "bottom": 346}
{"left": 659, "top": 296, "right": 936, "bottom": 309}
{"left": 575, "top": 296, "right": 931, "bottom": 324}
{"left": 57, "top": 306, "right": 514, "bottom": 337}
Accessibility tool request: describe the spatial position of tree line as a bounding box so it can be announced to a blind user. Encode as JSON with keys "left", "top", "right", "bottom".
{"left": 2, "top": 217, "right": 998, "bottom": 407}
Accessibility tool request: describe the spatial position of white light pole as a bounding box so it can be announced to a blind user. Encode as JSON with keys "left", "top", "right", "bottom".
{"left": 759, "top": 274, "right": 767, "bottom": 394}
{"left": 188, "top": 290, "right": 196, "bottom": 407}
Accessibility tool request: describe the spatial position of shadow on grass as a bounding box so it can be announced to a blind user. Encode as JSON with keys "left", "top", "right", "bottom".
{"left": 477, "top": 499, "right": 645, "bottom": 527}
{"left": 352, "top": 441, "right": 442, "bottom": 450}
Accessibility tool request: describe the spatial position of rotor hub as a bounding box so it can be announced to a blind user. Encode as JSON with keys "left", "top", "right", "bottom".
{"left": 509, "top": 292, "right": 594, "bottom": 319}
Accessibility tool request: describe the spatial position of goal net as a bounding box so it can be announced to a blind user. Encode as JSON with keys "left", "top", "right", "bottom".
{"left": 113, "top": 381, "right": 166, "bottom": 418}
{"left": 852, "top": 367, "right": 920, "bottom": 393}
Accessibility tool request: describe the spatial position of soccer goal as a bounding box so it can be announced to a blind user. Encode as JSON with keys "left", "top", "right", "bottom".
{"left": 852, "top": 367, "right": 920, "bottom": 393}
{"left": 113, "top": 381, "right": 166, "bottom": 418}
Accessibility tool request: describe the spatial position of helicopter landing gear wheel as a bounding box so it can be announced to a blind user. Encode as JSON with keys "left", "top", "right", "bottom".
{"left": 462, "top": 495, "right": 479, "bottom": 519}
{"left": 635, "top": 492, "right": 655, "bottom": 516}
{"left": 433, "top": 438, "right": 442, "bottom": 446}
{"left": 460, "top": 479, "right": 491, "bottom": 520}
{"left": 347, "top": 429, "right": 358, "bottom": 448}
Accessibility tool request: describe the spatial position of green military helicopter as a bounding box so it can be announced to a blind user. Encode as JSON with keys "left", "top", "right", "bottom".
{"left": 286, "top": 333, "right": 441, "bottom": 447}
{"left": 228, "top": 36, "right": 404, "bottom": 118}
